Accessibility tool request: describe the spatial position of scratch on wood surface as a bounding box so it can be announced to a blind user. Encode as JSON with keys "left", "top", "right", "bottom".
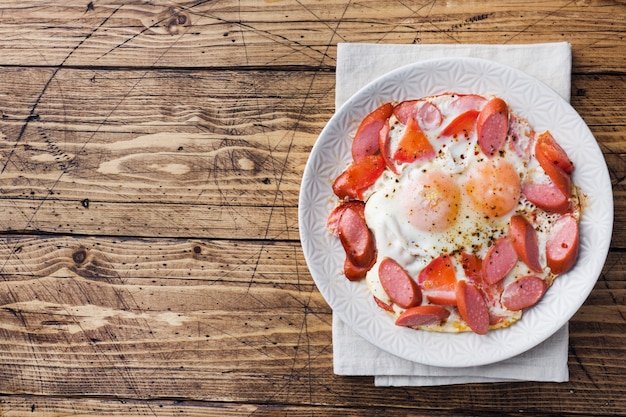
{"left": 37, "top": 126, "right": 76, "bottom": 174}
{"left": 0, "top": 5, "right": 122, "bottom": 175}
{"left": 503, "top": 0, "right": 578, "bottom": 44}
{"left": 185, "top": 1, "right": 337, "bottom": 66}
{"left": 244, "top": 0, "right": 353, "bottom": 294}
{"left": 377, "top": 0, "right": 441, "bottom": 44}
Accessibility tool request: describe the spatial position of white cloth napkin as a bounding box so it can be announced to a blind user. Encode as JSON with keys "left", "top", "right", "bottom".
{"left": 333, "top": 42, "right": 572, "bottom": 386}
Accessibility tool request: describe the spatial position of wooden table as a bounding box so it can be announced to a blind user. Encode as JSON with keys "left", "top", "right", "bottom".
{"left": 0, "top": 1, "right": 624, "bottom": 415}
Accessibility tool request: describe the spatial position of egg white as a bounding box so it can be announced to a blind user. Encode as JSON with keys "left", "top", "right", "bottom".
{"left": 361, "top": 95, "right": 566, "bottom": 330}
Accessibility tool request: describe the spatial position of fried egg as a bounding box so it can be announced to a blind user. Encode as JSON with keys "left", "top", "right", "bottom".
{"left": 359, "top": 94, "right": 579, "bottom": 331}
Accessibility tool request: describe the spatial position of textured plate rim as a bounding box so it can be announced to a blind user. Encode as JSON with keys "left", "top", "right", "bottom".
{"left": 298, "top": 57, "right": 613, "bottom": 367}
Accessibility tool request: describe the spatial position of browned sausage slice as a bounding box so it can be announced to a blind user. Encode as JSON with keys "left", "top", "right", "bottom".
{"left": 351, "top": 102, "right": 393, "bottom": 161}
{"left": 395, "top": 305, "right": 450, "bottom": 327}
{"left": 509, "top": 214, "right": 542, "bottom": 272}
{"left": 327, "top": 201, "right": 365, "bottom": 237}
{"left": 343, "top": 256, "right": 375, "bottom": 281}
{"left": 337, "top": 205, "right": 376, "bottom": 268}
{"left": 374, "top": 296, "right": 394, "bottom": 312}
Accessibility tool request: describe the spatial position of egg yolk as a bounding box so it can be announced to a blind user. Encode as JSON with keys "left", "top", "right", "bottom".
{"left": 402, "top": 170, "right": 461, "bottom": 232}
{"left": 465, "top": 157, "right": 521, "bottom": 218}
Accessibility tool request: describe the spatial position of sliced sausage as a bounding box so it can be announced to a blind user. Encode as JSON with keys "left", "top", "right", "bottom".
{"left": 482, "top": 237, "right": 518, "bottom": 285}
{"left": 351, "top": 102, "right": 393, "bottom": 161}
{"left": 378, "top": 257, "right": 422, "bottom": 309}
{"left": 344, "top": 256, "right": 375, "bottom": 281}
{"left": 546, "top": 214, "right": 579, "bottom": 274}
{"left": 417, "top": 101, "right": 443, "bottom": 130}
{"left": 535, "top": 131, "right": 574, "bottom": 174}
{"left": 374, "top": 295, "right": 394, "bottom": 312}
{"left": 395, "top": 305, "right": 450, "bottom": 327}
{"left": 534, "top": 131, "right": 573, "bottom": 197}
{"left": 522, "top": 182, "right": 571, "bottom": 214}
{"left": 393, "top": 100, "right": 442, "bottom": 131}
{"left": 378, "top": 119, "right": 399, "bottom": 174}
{"left": 509, "top": 214, "right": 542, "bottom": 272}
{"left": 456, "top": 280, "right": 490, "bottom": 335}
{"left": 501, "top": 276, "right": 547, "bottom": 311}
{"left": 449, "top": 94, "right": 487, "bottom": 113}
{"left": 477, "top": 97, "right": 509, "bottom": 157}
{"left": 326, "top": 201, "right": 365, "bottom": 237}
{"left": 337, "top": 204, "right": 376, "bottom": 268}
{"left": 392, "top": 100, "right": 420, "bottom": 125}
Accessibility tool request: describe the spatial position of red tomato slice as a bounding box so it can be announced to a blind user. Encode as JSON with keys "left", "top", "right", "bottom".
{"left": 439, "top": 110, "right": 479, "bottom": 138}
{"left": 418, "top": 255, "right": 457, "bottom": 306}
{"left": 332, "top": 154, "right": 385, "bottom": 200}
{"left": 461, "top": 252, "right": 483, "bottom": 283}
{"left": 351, "top": 103, "right": 393, "bottom": 162}
{"left": 393, "top": 117, "right": 435, "bottom": 164}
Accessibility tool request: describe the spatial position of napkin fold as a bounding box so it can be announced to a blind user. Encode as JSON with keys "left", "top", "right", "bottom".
{"left": 333, "top": 42, "right": 572, "bottom": 386}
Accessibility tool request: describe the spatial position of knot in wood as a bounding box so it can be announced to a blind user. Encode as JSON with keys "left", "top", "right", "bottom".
{"left": 164, "top": 8, "right": 191, "bottom": 35}
{"left": 73, "top": 249, "right": 88, "bottom": 265}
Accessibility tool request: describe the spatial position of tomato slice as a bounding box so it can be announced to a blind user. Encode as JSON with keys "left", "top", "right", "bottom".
{"left": 332, "top": 154, "right": 385, "bottom": 200}
{"left": 439, "top": 109, "right": 479, "bottom": 139}
{"left": 418, "top": 255, "right": 457, "bottom": 306}
{"left": 351, "top": 103, "right": 394, "bottom": 161}
{"left": 393, "top": 117, "right": 435, "bottom": 164}
{"left": 461, "top": 252, "right": 483, "bottom": 283}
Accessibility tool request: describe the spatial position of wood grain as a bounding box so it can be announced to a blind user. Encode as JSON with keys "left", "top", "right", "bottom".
{"left": 0, "top": 0, "right": 624, "bottom": 72}
{"left": 0, "top": 68, "right": 624, "bottom": 241}
{"left": 0, "top": 236, "right": 624, "bottom": 413}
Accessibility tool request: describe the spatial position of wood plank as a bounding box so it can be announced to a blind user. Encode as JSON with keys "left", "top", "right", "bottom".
{"left": 0, "top": 396, "right": 612, "bottom": 417}
{"left": 0, "top": 0, "right": 623, "bottom": 72}
{"left": 3, "top": 396, "right": 603, "bottom": 417}
{"left": 0, "top": 235, "right": 308, "bottom": 285}
{"left": 0, "top": 68, "right": 624, "bottom": 241}
{"left": 0, "top": 234, "right": 624, "bottom": 414}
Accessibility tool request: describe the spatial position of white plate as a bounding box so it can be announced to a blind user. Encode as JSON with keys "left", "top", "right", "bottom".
{"left": 298, "top": 58, "right": 613, "bottom": 367}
